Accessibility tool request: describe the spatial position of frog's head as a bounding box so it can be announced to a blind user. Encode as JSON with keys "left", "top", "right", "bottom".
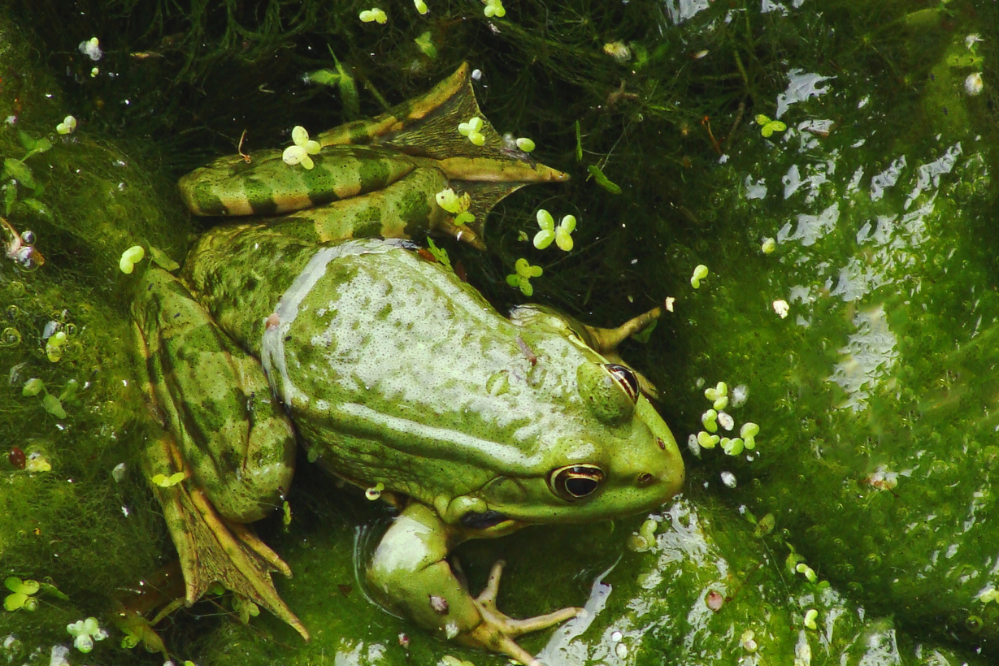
{"left": 453, "top": 361, "right": 684, "bottom": 531}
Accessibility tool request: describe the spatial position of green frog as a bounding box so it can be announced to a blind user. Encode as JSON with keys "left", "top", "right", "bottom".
{"left": 131, "top": 64, "right": 684, "bottom": 665}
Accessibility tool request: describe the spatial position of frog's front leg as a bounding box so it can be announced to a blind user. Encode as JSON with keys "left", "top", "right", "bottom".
{"left": 367, "top": 503, "right": 580, "bottom": 665}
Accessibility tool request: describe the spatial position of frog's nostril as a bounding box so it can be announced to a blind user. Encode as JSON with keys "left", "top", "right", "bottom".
{"left": 637, "top": 472, "right": 654, "bottom": 487}
{"left": 656, "top": 437, "right": 666, "bottom": 451}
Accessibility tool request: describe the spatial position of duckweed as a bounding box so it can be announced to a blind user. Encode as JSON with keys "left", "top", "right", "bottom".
{"left": 55, "top": 116, "right": 77, "bottom": 135}
{"left": 118, "top": 245, "right": 145, "bottom": 274}
{"left": 3, "top": 577, "right": 39, "bottom": 612}
{"left": 66, "top": 617, "right": 108, "bottom": 653}
{"left": 358, "top": 8, "right": 388, "bottom": 24}
{"left": 533, "top": 209, "right": 575, "bottom": 251}
{"left": 283, "top": 126, "right": 321, "bottom": 169}
{"left": 457, "top": 117, "right": 485, "bottom": 146}
{"left": 690, "top": 264, "right": 709, "bottom": 288}
{"left": 506, "top": 258, "right": 542, "bottom": 296}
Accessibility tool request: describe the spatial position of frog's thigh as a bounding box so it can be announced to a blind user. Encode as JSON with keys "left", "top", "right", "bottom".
{"left": 367, "top": 503, "right": 481, "bottom": 636}
{"left": 133, "top": 267, "right": 295, "bottom": 524}
{"left": 270, "top": 167, "right": 449, "bottom": 243}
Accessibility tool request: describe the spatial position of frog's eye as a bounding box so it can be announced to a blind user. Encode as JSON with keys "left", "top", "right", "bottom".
{"left": 604, "top": 364, "right": 639, "bottom": 403}
{"left": 576, "top": 362, "right": 640, "bottom": 424}
{"left": 549, "top": 464, "right": 605, "bottom": 501}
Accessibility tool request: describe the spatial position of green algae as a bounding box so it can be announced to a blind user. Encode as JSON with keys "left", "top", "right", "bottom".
{"left": 1, "top": 0, "right": 998, "bottom": 664}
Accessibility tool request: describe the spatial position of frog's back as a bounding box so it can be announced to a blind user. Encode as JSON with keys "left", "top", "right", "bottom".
{"left": 184, "top": 225, "right": 605, "bottom": 498}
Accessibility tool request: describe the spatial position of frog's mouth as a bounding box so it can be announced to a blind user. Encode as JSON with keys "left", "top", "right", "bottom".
{"left": 459, "top": 510, "right": 512, "bottom": 530}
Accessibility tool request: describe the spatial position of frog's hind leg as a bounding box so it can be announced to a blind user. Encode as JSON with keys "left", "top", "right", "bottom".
{"left": 321, "top": 63, "right": 569, "bottom": 248}
{"left": 139, "top": 432, "right": 308, "bottom": 639}
{"left": 268, "top": 167, "right": 462, "bottom": 245}
{"left": 132, "top": 267, "right": 307, "bottom": 639}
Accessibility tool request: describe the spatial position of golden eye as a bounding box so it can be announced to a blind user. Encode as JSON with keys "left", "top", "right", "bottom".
{"left": 549, "top": 465, "right": 605, "bottom": 501}
{"left": 604, "top": 364, "right": 639, "bottom": 403}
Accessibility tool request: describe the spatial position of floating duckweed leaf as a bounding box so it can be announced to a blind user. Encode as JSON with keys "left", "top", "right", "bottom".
{"left": 4, "top": 577, "right": 40, "bottom": 611}
{"left": 755, "top": 114, "right": 787, "bottom": 138}
{"left": 704, "top": 381, "right": 727, "bottom": 401}
{"left": 5, "top": 577, "right": 39, "bottom": 595}
{"left": 359, "top": 8, "right": 388, "bottom": 24}
{"left": 453, "top": 211, "right": 475, "bottom": 227}
{"left": 56, "top": 116, "right": 78, "bottom": 135}
{"left": 515, "top": 137, "right": 535, "bottom": 152}
{"left": 701, "top": 409, "right": 718, "bottom": 433}
{"left": 283, "top": 126, "right": 321, "bottom": 170}
{"left": 690, "top": 264, "right": 709, "bottom": 288}
{"left": 482, "top": 0, "right": 505, "bottom": 18}
{"left": 516, "top": 258, "right": 543, "bottom": 278}
{"left": 151, "top": 472, "right": 186, "bottom": 487}
{"left": 533, "top": 209, "right": 555, "bottom": 249}
{"left": 119, "top": 245, "right": 146, "bottom": 274}
{"left": 587, "top": 164, "right": 622, "bottom": 195}
{"left": 45, "top": 331, "right": 68, "bottom": 362}
{"left": 697, "top": 431, "right": 719, "bottom": 449}
{"left": 67, "top": 617, "right": 108, "bottom": 653}
{"left": 555, "top": 215, "right": 576, "bottom": 251}
{"left": 506, "top": 258, "right": 543, "bottom": 296}
{"left": 533, "top": 211, "right": 575, "bottom": 251}
{"left": 457, "top": 117, "right": 485, "bottom": 146}
{"left": 722, "top": 437, "right": 745, "bottom": 456}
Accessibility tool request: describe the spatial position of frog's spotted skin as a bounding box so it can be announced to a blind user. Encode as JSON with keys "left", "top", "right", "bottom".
{"left": 134, "top": 64, "right": 684, "bottom": 665}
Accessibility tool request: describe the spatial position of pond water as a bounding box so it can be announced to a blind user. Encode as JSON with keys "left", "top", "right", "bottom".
{"left": 1, "top": 1, "right": 997, "bottom": 665}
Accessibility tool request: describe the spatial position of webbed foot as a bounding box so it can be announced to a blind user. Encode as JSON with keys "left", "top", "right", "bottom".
{"left": 141, "top": 433, "right": 309, "bottom": 640}
{"left": 460, "top": 561, "right": 581, "bottom": 666}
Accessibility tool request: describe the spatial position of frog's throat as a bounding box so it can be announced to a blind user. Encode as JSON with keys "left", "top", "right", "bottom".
{"left": 260, "top": 239, "right": 409, "bottom": 406}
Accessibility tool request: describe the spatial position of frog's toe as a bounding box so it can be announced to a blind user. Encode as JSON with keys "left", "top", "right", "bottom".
{"left": 582, "top": 305, "right": 663, "bottom": 355}
{"left": 463, "top": 560, "right": 582, "bottom": 666}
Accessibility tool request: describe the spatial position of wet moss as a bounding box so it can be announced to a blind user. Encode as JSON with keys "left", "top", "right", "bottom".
{"left": 1, "top": 0, "right": 998, "bottom": 664}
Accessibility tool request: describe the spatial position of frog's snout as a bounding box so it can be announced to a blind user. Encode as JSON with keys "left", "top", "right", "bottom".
{"left": 645, "top": 436, "right": 685, "bottom": 501}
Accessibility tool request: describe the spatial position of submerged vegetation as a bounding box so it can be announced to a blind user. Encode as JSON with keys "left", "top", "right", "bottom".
{"left": 0, "top": 0, "right": 997, "bottom": 664}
